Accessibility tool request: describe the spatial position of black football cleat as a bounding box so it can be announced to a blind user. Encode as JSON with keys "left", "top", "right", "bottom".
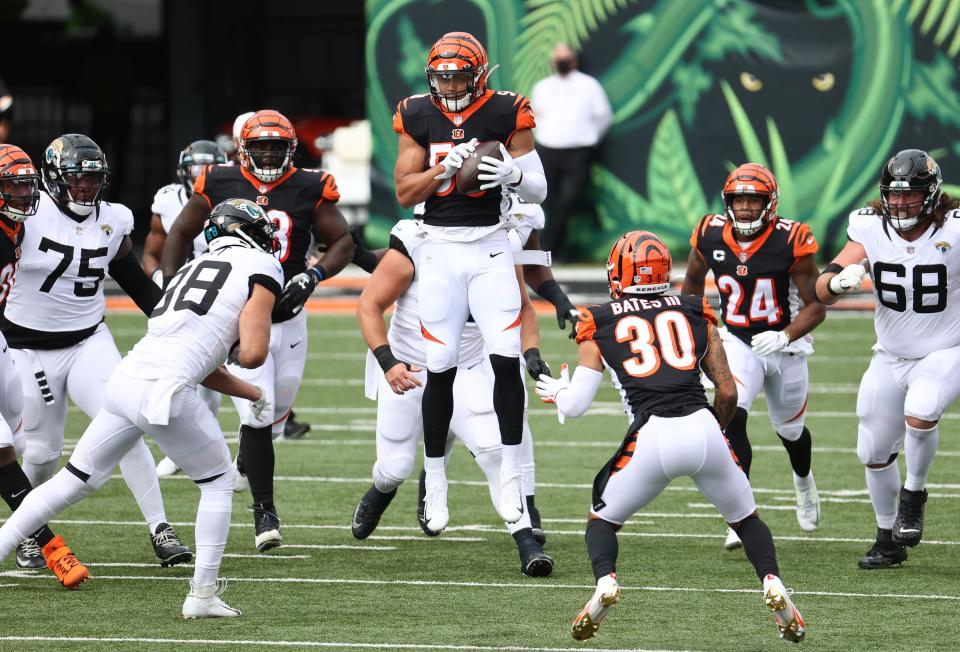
{"left": 416, "top": 469, "right": 440, "bottom": 537}
{"left": 15, "top": 537, "right": 45, "bottom": 569}
{"left": 858, "top": 528, "right": 908, "bottom": 569}
{"left": 892, "top": 487, "right": 928, "bottom": 547}
{"left": 152, "top": 522, "right": 193, "bottom": 567}
{"left": 526, "top": 495, "right": 545, "bottom": 545}
{"left": 514, "top": 528, "right": 554, "bottom": 577}
{"left": 351, "top": 485, "right": 397, "bottom": 539}
{"left": 282, "top": 411, "right": 310, "bottom": 440}
{"left": 252, "top": 503, "right": 282, "bottom": 552}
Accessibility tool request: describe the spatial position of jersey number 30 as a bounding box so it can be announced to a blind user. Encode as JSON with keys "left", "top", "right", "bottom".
{"left": 615, "top": 311, "right": 697, "bottom": 378}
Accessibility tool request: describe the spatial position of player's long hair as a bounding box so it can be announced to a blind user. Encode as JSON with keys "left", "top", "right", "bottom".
{"left": 867, "top": 192, "right": 960, "bottom": 228}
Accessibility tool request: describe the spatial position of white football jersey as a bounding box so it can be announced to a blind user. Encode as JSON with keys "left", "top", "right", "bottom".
{"left": 119, "top": 243, "right": 283, "bottom": 384}
{"left": 151, "top": 183, "right": 208, "bottom": 259}
{"left": 848, "top": 207, "right": 960, "bottom": 358}
{"left": 5, "top": 193, "right": 132, "bottom": 332}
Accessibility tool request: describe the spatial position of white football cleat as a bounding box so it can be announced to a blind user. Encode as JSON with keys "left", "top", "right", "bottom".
{"left": 763, "top": 574, "right": 805, "bottom": 643}
{"left": 423, "top": 474, "right": 449, "bottom": 534}
{"left": 571, "top": 573, "right": 621, "bottom": 640}
{"left": 156, "top": 456, "right": 181, "bottom": 477}
{"left": 724, "top": 527, "right": 743, "bottom": 550}
{"left": 182, "top": 579, "right": 242, "bottom": 619}
{"left": 498, "top": 467, "right": 524, "bottom": 524}
{"left": 794, "top": 472, "right": 820, "bottom": 532}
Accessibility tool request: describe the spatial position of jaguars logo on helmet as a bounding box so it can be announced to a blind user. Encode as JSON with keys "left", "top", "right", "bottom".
{"left": 204, "top": 198, "right": 280, "bottom": 255}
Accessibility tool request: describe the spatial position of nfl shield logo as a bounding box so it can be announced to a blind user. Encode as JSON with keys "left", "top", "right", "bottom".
{"left": 453, "top": 115, "right": 463, "bottom": 126}
{"left": 736, "top": 265, "right": 748, "bottom": 276}
{"left": 738, "top": 252, "right": 747, "bottom": 262}
{"left": 259, "top": 185, "right": 268, "bottom": 193}
{"left": 452, "top": 128, "right": 465, "bottom": 140}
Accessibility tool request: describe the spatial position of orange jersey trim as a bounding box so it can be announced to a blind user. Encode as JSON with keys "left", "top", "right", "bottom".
{"left": 721, "top": 220, "right": 775, "bottom": 263}
{"left": 420, "top": 323, "right": 446, "bottom": 345}
{"left": 702, "top": 297, "right": 718, "bottom": 325}
{"left": 574, "top": 307, "right": 598, "bottom": 344}
{"left": 436, "top": 90, "right": 495, "bottom": 127}
{"left": 239, "top": 165, "right": 297, "bottom": 194}
{"left": 501, "top": 312, "right": 522, "bottom": 331}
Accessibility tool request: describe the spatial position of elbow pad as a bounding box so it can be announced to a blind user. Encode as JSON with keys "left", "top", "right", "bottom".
{"left": 555, "top": 366, "right": 603, "bottom": 419}
{"left": 510, "top": 149, "right": 548, "bottom": 204}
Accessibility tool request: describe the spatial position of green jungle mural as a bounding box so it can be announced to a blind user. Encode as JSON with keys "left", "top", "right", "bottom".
{"left": 366, "top": 0, "right": 960, "bottom": 260}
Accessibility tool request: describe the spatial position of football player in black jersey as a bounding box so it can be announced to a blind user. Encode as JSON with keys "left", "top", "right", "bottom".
{"left": 0, "top": 144, "right": 89, "bottom": 587}
{"left": 683, "top": 163, "right": 825, "bottom": 549}
{"left": 161, "top": 110, "right": 354, "bottom": 552}
{"left": 391, "top": 31, "right": 547, "bottom": 533}
{"left": 536, "top": 231, "right": 805, "bottom": 644}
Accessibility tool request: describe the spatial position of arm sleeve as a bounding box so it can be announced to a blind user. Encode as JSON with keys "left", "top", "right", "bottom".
{"left": 555, "top": 366, "right": 604, "bottom": 419}
{"left": 109, "top": 250, "right": 163, "bottom": 316}
{"left": 511, "top": 149, "right": 547, "bottom": 203}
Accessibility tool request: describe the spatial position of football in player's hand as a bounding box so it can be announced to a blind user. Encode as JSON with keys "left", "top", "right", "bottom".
{"left": 455, "top": 140, "right": 503, "bottom": 194}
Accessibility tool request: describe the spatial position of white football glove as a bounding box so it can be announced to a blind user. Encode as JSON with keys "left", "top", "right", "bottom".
{"left": 828, "top": 259, "right": 868, "bottom": 295}
{"left": 249, "top": 385, "right": 271, "bottom": 425}
{"left": 751, "top": 330, "right": 790, "bottom": 356}
{"left": 433, "top": 138, "right": 478, "bottom": 180}
{"left": 535, "top": 363, "right": 570, "bottom": 424}
{"left": 477, "top": 143, "right": 522, "bottom": 190}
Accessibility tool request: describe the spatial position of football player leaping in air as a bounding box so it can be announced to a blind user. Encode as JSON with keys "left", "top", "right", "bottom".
{"left": 0, "top": 134, "right": 190, "bottom": 567}
{"left": 683, "top": 164, "right": 825, "bottom": 550}
{"left": 817, "top": 149, "right": 960, "bottom": 569}
{"left": 393, "top": 31, "right": 547, "bottom": 533}
{"left": 162, "top": 110, "right": 354, "bottom": 552}
{"left": 536, "top": 231, "right": 805, "bottom": 643}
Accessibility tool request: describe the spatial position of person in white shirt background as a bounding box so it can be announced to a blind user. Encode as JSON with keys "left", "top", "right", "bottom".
{"left": 530, "top": 44, "right": 612, "bottom": 262}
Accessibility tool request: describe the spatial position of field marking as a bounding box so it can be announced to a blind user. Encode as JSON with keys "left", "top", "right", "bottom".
{"left": 1, "top": 574, "right": 958, "bottom": 603}
{"left": 282, "top": 543, "right": 398, "bottom": 550}
{"left": 0, "top": 637, "right": 676, "bottom": 652}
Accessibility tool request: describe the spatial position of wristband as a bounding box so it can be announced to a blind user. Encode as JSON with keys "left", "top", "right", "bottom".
{"left": 308, "top": 265, "right": 327, "bottom": 283}
{"left": 373, "top": 344, "right": 401, "bottom": 373}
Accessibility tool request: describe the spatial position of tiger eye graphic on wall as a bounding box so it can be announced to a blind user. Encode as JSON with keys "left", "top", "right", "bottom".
{"left": 367, "top": 0, "right": 960, "bottom": 259}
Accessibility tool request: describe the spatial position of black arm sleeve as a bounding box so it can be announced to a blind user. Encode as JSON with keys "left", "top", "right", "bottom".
{"left": 351, "top": 228, "right": 380, "bottom": 273}
{"left": 109, "top": 250, "right": 163, "bottom": 316}
{"left": 535, "top": 279, "right": 574, "bottom": 310}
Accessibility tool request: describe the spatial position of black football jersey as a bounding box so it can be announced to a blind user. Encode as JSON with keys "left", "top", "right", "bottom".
{"left": 393, "top": 90, "right": 535, "bottom": 227}
{"left": 576, "top": 293, "right": 716, "bottom": 430}
{"left": 193, "top": 164, "right": 340, "bottom": 282}
{"left": 0, "top": 222, "right": 23, "bottom": 308}
{"left": 690, "top": 214, "right": 819, "bottom": 345}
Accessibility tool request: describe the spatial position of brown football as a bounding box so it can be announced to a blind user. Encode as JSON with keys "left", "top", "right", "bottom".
{"left": 455, "top": 140, "right": 503, "bottom": 195}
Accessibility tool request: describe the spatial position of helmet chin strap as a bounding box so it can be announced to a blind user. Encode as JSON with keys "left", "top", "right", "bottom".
{"left": 67, "top": 201, "right": 95, "bottom": 217}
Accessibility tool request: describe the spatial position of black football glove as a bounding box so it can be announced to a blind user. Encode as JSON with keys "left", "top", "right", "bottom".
{"left": 557, "top": 302, "right": 580, "bottom": 339}
{"left": 523, "top": 348, "right": 552, "bottom": 381}
{"left": 276, "top": 268, "right": 323, "bottom": 319}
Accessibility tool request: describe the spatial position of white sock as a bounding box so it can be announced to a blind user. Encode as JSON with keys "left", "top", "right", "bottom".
{"left": 193, "top": 472, "right": 233, "bottom": 587}
{"left": 23, "top": 458, "right": 59, "bottom": 487}
{"left": 501, "top": 443, "right": 521, "bottom": 477}
{"left": 0, "top": 468, "right": 88, "bottom": 559}
{"left": 865, "top": 463, "right": 900, "bottom": 529}
{"left": 118, "top": 439, "right": 167, "bottom": 533}
{"left": 424, "top": 456, "right": 445, "bottom": 476}
{"left": 904, "top": 423, "right": 939, "bottom": 492}
{"left": 519, "top": 419, "right": 536, "bottom": 496}
{"left": 792, "top": 470, "right": 813, "bottom": 490}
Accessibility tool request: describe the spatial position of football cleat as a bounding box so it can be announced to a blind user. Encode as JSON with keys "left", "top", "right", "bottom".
{"left": 794, "top": 473, "right": 820, "bottom": 532}
{"left": 422, "top": 472, "right": 449, "bottom": 534}
{"left": 527, "top": 496, "right": 545, "bottom": 545}
{"left": 892, "top": 486, "right": 927, "bottom": 547}
{"left": 252, "top": 503, "right": 282, "bottom": 552}
{"left": 41, "top": 535, "right": 89, "bottom": 589}
{"left": 282, "top": 413, "right": 310, "bottom": 440}
{"left": 571, "top": 573, "right": 620, "bottom": 640}
{"left": 499, "top": 467, "right": 524, "bottom": 524}
{"left": 417, "top": 469, "right": 440, "bottom": 537}
{"left": 858, "top": 528, "right": 908, "bottom": 569}
{"left": 15, "top": 537, "right": 45, "bottom": 569}
{"left": 763, "top": 575, "right": 805, "bottom": 643}
{"left": 351, "top": 485, "right": 397, "bottom": 540}
{"left": 516, "top": 532, "right": 553, "bottom": 577}
{"left": 152, "top": 522, "right": 193, "bottom": 567}
{"left": 724, "top": 526, "right": 743, "bottom": 551}
{"left": 182, "top": 579, "right": 242, "bottom": 618}
{"left": 156, "top": 456, "right": 181, "bottom": 477}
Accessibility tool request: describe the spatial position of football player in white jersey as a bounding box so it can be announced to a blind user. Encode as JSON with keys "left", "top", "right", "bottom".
{"left": 0, "top": 198, "right": 283, "bottom": 617}
{"left": 817, "top": 149, "right": 960, "bottom": 569}
{"left": 0, "top": 134, "right": 190, "bottom": 567}
{"left": 351, "top": 200, "right": 555, "bottom": 575}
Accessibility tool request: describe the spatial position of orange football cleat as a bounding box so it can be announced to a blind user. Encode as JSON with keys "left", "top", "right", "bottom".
{"left": 41, "top": 535, "right": 90, "bottom": 589}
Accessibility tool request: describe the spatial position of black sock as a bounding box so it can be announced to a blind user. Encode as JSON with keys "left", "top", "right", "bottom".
{"left": 725, "top": 407, "right": 752, "bottom": 478}
{"left": 239, "top": 424, "right": 275, "bottom": 505}
{"left": 585, "top": 518, "right": 618, "bottom": 581}
{"left": 736, "top": 515, "right": 780, "bottom": 581}
{"left": 364, "top": 484, "right": 397, "bottom": 508}
{"left": 490, "top": 354, "right": 523, "bottom": 446}
{"left": 778, "top": 427, "right": 812, "bottom": 478}
{"left": 422, "top": 368, "right": 457, "bottom": 458}
{"left": 0, "top": 461, "right": 55, "bottom": 546}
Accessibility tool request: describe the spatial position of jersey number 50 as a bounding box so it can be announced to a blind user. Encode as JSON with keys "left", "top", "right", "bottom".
{"left": 615, "top": 311, "right": 697, "bottom": 378}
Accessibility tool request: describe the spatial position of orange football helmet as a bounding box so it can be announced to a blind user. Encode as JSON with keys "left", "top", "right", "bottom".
{"left": 722, "top": 163, "right": 779, "bottom": 236}
{"left": 606, "top": 231, "right": 672, "bottom": 299}
{"left": 0, "top": 144, "right": 40, "bottom": 222}
{"left": 237, "top": 110, "right": 298, "bottom": 183}
{"left": 425, "top": 32, "right": 492, "bottom": 112}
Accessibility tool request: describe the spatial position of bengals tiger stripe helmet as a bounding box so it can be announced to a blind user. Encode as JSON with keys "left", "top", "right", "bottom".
{"left": 425, "top": 32, "right": 492, "bottom": 113}
{"left": 0, "top": 144, "right": 40, "bottom": 222}
{"left": 606, "top": 231, "right": 672, "bottom": 299}
{"left": 238, "top": 110, "right": 298, "bottom": 183}
{"left": 722, "top": 163, "right": 779, "bottom": 236}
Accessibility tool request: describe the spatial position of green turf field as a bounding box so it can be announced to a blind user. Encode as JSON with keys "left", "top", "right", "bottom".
{"left": 0, "top": 312, "right": 957, "bottom": 651}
